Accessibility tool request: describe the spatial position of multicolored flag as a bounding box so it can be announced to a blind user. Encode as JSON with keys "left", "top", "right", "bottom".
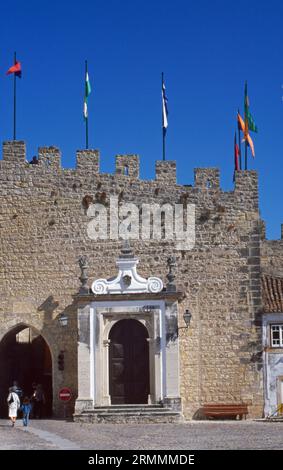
{"left": 238, "top": 111, "right": 255, "bottom": 157}
{"left": 83, "top": 70, "right": 91, "bottom": 120}
{"left": 244, "top": 81, "right": 258, "bottom": 133}
{"left": 237, "top": 112, "right": 245, "bottom": 132}
{"left": 246, "top": 133, "right": 255, "bottom": 157}
{"left": 6, "top": 61, "right": 22, "bottom": 78}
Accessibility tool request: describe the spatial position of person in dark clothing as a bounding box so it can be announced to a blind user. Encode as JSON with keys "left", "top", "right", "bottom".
{"left": 30, "top": 382, "right": 37, "bottom": 418}
{"left": 32, "top": 384, "right": 45, "bottom": 418}
{"left": 29, "top": 156, "right": 39, "bottom": 165}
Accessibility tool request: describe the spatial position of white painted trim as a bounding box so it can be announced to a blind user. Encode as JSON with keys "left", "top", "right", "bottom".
{"left": 91, "top": 299, "right": 165, "bottom": 309}
{"left": 90, "top": 307, "right": 95, "bottom": 403}
{"left": 262, "top": 313, "right": 283, "bottom": 416}
{"left": 160, "top": 307, "right": 166, "bottom": 399}
{"left": 262, "top": 313, "right": 283, "bottom": 348}
{"left": 91, "top": 299, "right": 166, "bottom": 406}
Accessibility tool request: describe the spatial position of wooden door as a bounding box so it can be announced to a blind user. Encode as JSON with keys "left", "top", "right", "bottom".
{"left": 109, "top": 319, "right": 149, "bottom": 404}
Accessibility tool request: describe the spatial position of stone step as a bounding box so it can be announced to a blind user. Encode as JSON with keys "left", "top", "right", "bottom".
{"left": 74, "top": 410, "right": 182, "bottom": 424}
{"left": 85, "top": 406, "right": 169, "bottom": 414}
{"left": 265, "top": 417, "right": 283, "bottom": 422}
{"left": 73, "top": 404, "right": 183, "bottom": 424}
{"left": 93, "top": 404, "right": 164, "bottom": 410}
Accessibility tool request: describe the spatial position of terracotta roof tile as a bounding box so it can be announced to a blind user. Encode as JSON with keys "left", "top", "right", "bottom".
{"left": 262, "top": 275, "right": 283, "bottom": 313}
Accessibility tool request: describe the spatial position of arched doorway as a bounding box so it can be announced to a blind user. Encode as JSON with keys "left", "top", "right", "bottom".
{"left": 109, "top": 319, "right": 149, "bottom": 404}
{"left": 0, "top": 325, "right": 53, "bottom": 418}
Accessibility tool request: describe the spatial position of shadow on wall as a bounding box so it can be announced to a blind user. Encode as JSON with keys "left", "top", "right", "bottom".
{"left": 37, "top": 296, "right": 59, "bottom": 320}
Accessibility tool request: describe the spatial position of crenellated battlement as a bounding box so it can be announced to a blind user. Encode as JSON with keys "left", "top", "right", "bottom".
{"left": 0, "top": 141, "right": 259, "bottom": 199}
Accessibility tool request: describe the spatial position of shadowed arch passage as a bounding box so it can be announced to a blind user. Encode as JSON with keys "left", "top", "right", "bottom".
{"left": 0, "top": 323, "right": 53, "bottom": 418}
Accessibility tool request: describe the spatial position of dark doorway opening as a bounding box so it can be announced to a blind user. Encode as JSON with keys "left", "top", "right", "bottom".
{"left": 109, "top": 319, "right": 149, "bottom": 404}
{"left": 0, "top": 325, "right": 53, "bottom": 418}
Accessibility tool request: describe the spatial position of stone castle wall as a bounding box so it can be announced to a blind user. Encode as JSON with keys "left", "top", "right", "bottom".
{"left": 261, "top": 226, "right": 283, "bottom": 277}
{"left": 0, "top": 141, "right": 264, "bottom": 418}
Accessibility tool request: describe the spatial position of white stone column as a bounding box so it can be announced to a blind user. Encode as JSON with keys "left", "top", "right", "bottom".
{"left": 164, "top": 301, "right": 181, "bottom": 411}
{"left": 102, "top": 339, "right": 111, "bottom": 405}
{"left": 75, "top": 302, "right": 93, "bottom": 413}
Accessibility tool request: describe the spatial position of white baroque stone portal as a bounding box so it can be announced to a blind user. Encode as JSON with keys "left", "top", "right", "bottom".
{"left": 91, "top": 256, "right": 163, "bottom": 295}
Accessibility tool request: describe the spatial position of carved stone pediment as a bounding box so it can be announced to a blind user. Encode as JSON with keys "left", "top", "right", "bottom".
{"left": 91, "top": 250, "right": 163, "bottom": 295}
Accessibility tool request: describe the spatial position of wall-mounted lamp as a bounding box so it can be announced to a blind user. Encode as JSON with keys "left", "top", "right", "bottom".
{"left": 58, "top": 313, "right": 68, "bottom": 327}
{"left": 182, "top": 309, "right": 192, "bottom": 329}
{"left": 166, "top": 309, "right": 192, "bottom": 342}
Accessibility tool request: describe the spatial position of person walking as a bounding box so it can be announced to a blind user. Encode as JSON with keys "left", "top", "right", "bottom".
{"left": 21, "top": 397, "right": 32, "bottom": 427}
{"left": 7, "top": 387, "right": 20, "bottom": 427}
{"left": 12, "top": 381, "right": 23, "bottom": 402}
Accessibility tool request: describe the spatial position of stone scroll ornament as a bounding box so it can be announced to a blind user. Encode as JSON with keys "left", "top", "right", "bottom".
{"left": 147, "top": 277, "right": 164, "bottom": 293}
{"left": 92, "top": 273, "right": 163, "bottom": 295}
{"left": 91, "top": 244, "right": 163, "bottom": 295}
{"left": 92, "top": 279, "right": 108, "bottom": 295}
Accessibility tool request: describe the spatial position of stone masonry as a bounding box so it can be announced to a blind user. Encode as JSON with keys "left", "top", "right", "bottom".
{"left": 0, "top": 140, "right": 278, "bottom": 419}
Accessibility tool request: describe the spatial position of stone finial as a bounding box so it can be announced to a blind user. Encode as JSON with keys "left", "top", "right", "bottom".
{"left": 167, "top": 256, "right": 177, "bottom": 292}
{"left": 119, "top": 239, "right": 134, "bottom": 259}
{"left": 78, "top": 255, "right": 89, "bottom": 294}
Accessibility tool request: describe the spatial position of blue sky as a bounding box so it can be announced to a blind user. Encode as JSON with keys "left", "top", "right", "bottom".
{"left": 1, "top": 0, "right": 283, "bottom": 239}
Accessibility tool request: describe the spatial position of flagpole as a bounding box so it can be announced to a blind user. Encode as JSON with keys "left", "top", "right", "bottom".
{"left": 162, "top": 72, "right": 165, "bottom": 161}
{"left": 233, "top": 132, "right": 236, "bottom": 182}
{"left": 13, "top": 51, "right": 17, "bottom": 141}
{"left": 244, "top": 81, "right": 248, "bottom": 170}
{"left": 237, "top": 109, "right": 242, "bottom": 170}
{"left": 85, "top": 60, "right": 89, "bottom": 149}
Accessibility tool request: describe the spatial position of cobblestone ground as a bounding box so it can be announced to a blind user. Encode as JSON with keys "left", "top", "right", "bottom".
{"left": 0, "top": 419, "right": 283, "bottom": 450}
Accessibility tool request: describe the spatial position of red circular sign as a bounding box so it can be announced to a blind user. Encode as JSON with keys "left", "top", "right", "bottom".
{"left": 59, "top": 387, "right": 72, "bottom": 402}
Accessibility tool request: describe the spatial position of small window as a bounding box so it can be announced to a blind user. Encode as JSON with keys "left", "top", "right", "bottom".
{"left": 124, "top": 165, "right": 129, "bottom": 176}
{"left": 271, "top": 324, "right": 283, "bottom": 347}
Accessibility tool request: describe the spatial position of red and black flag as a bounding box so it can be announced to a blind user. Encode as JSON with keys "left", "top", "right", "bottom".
{"left": 6, "top": 61, "right": 22, "bottom": 78}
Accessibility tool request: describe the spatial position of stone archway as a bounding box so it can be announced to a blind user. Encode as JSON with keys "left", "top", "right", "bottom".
{"left": 109, "top": 319, "right": 149, "bottom": 404}
{"left": 0, "top": 324, "right": 53, "bottom": 418}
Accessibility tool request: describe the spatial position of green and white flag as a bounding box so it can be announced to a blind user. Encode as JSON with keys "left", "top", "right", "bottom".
{"left": 84, "top": 71, "right": 91, "bottom": 120}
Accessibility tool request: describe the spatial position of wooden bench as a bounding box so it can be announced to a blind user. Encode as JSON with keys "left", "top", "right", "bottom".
{"left": 200, "top": 403, "right": 248, "bottom": 420}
